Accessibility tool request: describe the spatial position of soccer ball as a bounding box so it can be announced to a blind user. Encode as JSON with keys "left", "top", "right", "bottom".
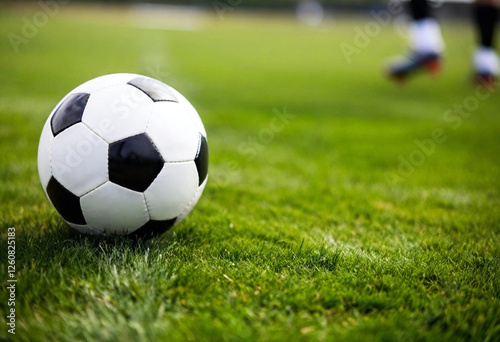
{"left": 37, "top": 73, "right": 208, "bottom": 238}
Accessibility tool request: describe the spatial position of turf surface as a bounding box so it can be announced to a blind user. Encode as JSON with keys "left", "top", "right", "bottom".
{"left": 0, "top": 4, "right": 499, "bottom": 342}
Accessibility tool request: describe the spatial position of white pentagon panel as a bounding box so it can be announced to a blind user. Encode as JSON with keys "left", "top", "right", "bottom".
{"left": 144, "top": 161, "right": 199, "bottom": 221}
{"left": 81, "top": 182, "right": 149, "bottom": 235}
{"left": 169, "top": 87, "right": 207, "bottom": 137}
{"left": 146, "top": 102, "right": 199, "bottom": 162}
{"left": 175, "top": 177, "right": 208, "bottom": 225}
{"left": 37, "top": 120, "right": 53, "bottom": 190}
{"left": 51, "top": 123, "right": 108, "bottom": 197}
{"left": 67, "top": 222, "right": 105, "bottom": 236}
{"left": 82, "top": 84, "right": 153, "bottom": 143}
{"left": 70, "top": 73, "right": 139, "bottom": 94}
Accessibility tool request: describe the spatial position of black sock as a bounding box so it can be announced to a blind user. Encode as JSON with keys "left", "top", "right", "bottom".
{"left": 410, "top": 0, "right": 432, "bottom": 21}
{"left": 475, "top": 4, "right": 499, "bottom": 48}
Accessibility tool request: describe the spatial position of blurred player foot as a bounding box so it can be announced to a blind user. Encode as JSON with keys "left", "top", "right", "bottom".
{"left": 386, "top": 18, "right": 444, "bottom": 84}
{"left": 473, "top": 47, "right": 499, "bottom": 88}
{"left": 387, "top": 52, "right": 441, "bottom": 84}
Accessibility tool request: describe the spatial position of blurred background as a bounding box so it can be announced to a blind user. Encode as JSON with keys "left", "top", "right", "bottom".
{"left": 0, "top": 0, "right": 494, "bottom": 202}
{"left": 1, "top": 0, "right": 475, "bottom": 19}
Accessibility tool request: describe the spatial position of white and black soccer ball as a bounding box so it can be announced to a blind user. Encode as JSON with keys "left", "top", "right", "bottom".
{"left": 37, "top": 73, "right": 208, "bottom": 238}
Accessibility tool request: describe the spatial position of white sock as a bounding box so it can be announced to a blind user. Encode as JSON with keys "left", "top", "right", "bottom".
{"left": 474, "top": 47, "right": 499, "bottom": 75}
{"left": 409, "top": 18, "right": 445, "bottom": 55}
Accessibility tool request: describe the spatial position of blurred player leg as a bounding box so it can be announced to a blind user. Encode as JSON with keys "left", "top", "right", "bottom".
{"left": 387, "top": 0, "right": 444, "bottom": 83}
{"left": 474, "top": 0, "right": 499, "bottom": 86}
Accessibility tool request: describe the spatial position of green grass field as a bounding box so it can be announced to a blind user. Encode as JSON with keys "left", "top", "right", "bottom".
{"left": 1, "top": 4, "right": 499, "bottom": 341}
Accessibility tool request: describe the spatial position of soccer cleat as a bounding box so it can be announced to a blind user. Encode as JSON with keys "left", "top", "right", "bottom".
{"left": 473, "top": 47, "right": 499, "bottom": 88}
{"left": 475, "top": 72, "right": 497, "bottom": 88}
{"left": 386, "top": 52, "right": 442, "bottom": 84}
